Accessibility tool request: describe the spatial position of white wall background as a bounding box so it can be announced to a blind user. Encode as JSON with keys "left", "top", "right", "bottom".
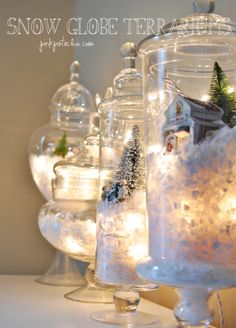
{"left": 0, "top": 0, "right": 75, "bottom": 274}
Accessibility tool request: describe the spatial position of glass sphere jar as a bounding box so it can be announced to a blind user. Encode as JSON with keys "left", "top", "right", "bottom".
{"left": 28, "top": 61, "right": 97, "bottom": 201}
{"left": 137, "top": 2, "right": 236, "bottom": 327}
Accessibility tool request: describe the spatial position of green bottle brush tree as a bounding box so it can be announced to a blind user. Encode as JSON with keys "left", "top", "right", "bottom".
{"left": 53, "top": 133, "right": 69, "bottom": 158}
{"left": 209, "top": 61, "right": 236, "bottom": 127}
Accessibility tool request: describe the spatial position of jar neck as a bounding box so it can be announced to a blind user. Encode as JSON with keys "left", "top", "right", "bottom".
{"left": 52, "top": 175, "right": 81, "bottom": 201}
{"left": 50, "top": 110, "right": 91, "bottom": 130}
{"left": 52, "top": 171, "right": 98, "bottom": 201}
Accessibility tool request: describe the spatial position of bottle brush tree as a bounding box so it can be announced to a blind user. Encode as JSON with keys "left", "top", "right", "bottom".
{"left": 209, "top": 61, "right": 236, "bottom": 127}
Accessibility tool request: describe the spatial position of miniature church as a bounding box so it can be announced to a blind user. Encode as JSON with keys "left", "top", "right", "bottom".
{"left": 162, "top": 94, "right": 225, "bottom": 153}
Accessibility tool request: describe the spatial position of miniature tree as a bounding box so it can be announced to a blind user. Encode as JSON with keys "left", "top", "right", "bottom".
{"left": 53, "top": 133, "right": 68, "bottom": 158}
{"left": 209, "top": 62, "right": 236, "bottom": 127}
{"left": 114, "top": 125, "right": 145, "bottom": 197}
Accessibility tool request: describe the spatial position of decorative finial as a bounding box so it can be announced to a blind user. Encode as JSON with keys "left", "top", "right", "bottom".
{"left": 95, "top": 93, "right": 102, "bottom": 107}
{"left": 120, "top": 42, "right": 137, "bottom": 69}
{"left": 70, "top": 60, "right": 80, "bottom": 83}
{"left": 193, "top": 0, "right": 215, "bottom": 14}
{"left": 104, "top": 87, "right": 113, "bottom": 99}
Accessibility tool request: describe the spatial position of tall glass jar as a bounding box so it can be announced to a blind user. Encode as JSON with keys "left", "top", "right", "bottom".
{"left": 28, "top": 61, "right": 96, "bottom": 286}
{"left": 93, "top": 42, "right": 158, "bottom": 326}
{"left": 137, "top": 1, "right": 236, "bottom": 327}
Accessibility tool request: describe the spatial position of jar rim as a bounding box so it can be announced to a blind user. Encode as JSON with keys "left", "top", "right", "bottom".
{"left": 138, "top": 13, "right": 236, "bottom": 56}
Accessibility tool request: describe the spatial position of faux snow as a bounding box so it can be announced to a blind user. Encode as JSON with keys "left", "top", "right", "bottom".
{"left": 146, "top": 125, "right": 236, "bottom": 288}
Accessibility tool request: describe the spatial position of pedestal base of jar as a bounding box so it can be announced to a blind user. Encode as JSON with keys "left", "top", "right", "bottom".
{"left": 137, "top": 260, "right": 215, "bottom": 327}
{"left": 174, "top": 288, "right": 214, "bottom": 328}
{"left": 91, "top": 310, "right": 160, "bottom": 326}
{"left": 36, "top": 251, "right": 86, "bottom": 286}
{"left": 65, "top": 283, "right": 114, "bottom": 303}
{"left": 91, "top": 288, "right": 160, "bottom": 326}
{"left": 64, "top": 263, "right": 113, "bottom": 303}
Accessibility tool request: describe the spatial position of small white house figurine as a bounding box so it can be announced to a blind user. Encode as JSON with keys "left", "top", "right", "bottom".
{"left": 162, "top": 94, "right": 225, "bottom": 152}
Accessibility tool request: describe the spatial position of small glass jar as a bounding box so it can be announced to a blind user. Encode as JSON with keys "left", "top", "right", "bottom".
{"left": 137, "top": 2, "right": 236, "bottom": 327}
{"left": 28, "top": 61, "right": 97, "bottom": 201}
{"left": 38, "top": 135, "right": 113, "bottom": 303}
{"left": 38, "top": 135, "right": 99, "bottom": 263}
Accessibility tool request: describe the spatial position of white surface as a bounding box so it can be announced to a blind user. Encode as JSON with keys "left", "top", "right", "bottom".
{"left": 0, "top": 275, "right": 182, "bottom": 328}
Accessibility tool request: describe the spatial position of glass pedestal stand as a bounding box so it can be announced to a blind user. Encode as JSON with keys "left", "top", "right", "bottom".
{"left": 36, "top": 251, "right": 86, "bottom": 286}
{"left": 64, "top": 263, "right": 113, "bottom": 303}
{"left": 174, "top": 288, "right": 214, "bottom": 328}
{"left": 137, "top": 260, "right": 218, "bottom": 328}
{"left": 91, "top": 286, "right": 161, "bottom": 326}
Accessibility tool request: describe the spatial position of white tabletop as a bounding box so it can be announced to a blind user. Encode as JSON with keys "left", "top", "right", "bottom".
{"left": 0, "top": 275, "right": 216, "bottom": 328}
{"left": 0, "top": 275, "right": 184, "bottom": 328}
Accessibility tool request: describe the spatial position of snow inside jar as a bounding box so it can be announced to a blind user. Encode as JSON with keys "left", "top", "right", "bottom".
{"left": 38, "top": 134, "right": 100, "bottom": 262}
{"left": 95, "top": 42, "right": 150, "bottom": 286}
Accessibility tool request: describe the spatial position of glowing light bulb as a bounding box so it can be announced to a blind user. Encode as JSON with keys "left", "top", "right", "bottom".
{"left": 201, "top": 95, "right": 209, "bottom": 101}
{"left": 124, "top": 130, "right": 133, "bottom": 144}
{"left": 129, "top": 243, "right": 147, "bottom": 260}
{"left": 147, "top": 144, "right": 163, "bottom": 155}
{"left": 125, "top": 212, "right": 145, "bottom": 232}
{"left": 65, "top": 236, "right": 83, "bottom": 253}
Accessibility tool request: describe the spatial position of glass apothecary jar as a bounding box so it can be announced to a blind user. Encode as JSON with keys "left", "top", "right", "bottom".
{"left": 96, "top": 42, "right": 147, "bottom": 287}
{"left": 38, "top": 135, "right": 113, "bottom": 303}
{"left": 137, "top": 2, "right": 236, "bottom": 327}
{"left": 38, "top": 135, "right": 99, "bottom": 262}
{"left": 93, "top": 42, "right": 159, "bottom": 326}
{"left": 28, "top": 61, "right": 96, "bottom": 201}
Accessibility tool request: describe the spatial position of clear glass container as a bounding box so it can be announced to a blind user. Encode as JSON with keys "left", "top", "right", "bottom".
{"left": 137, "top": 2, "right": 236, "bottom": 327}
{"left": 38, "top": 135, "right": 99, "bottom": 262}
{"left": 92, "top": 42, "right": 159, "bottom": 326}
{"left": 28, "top": 61, "right": 97, "bottom": 286}
{"left": 38, "top": 135, "right": 113, "bottom": 303}
{"left": 28, "top": 61, "right": 96, "bottom": 201}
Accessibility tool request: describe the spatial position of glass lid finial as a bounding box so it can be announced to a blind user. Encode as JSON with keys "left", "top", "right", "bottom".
{"left": 193, "top": 0, "right": 215, "bottom": 13}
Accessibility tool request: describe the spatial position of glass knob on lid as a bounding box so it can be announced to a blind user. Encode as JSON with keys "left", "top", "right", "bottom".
{"left": 113, "top": 42, "right": 142, "bottom": 97}
{"left": 192, "top": 0, "right": 215, "bottom": 13}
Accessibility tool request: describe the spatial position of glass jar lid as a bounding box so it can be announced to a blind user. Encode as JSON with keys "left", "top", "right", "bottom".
{"left": 52, "top": 134, "right": 100, "bottom": 200}
{"left": 138, "top": 0, "right": 236, "bottom": 57}
{"left": 49, "top": 61, "right": 95, "bottom": 114}
{"left": 99, "top": 42, "right": 143, "bottom": 118}
{"left": 53, "top": 134, "right": 99, "bottom": 178}
{"left": 112, "top": 42, "right": 142, "bottom": 97}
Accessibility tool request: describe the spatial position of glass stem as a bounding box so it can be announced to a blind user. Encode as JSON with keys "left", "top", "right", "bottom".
{"left": 85, "top": 263, "right": 96, "bottom": 287}
{"left": 113, "top": 287, "right": 140, "bottom": 315}
{"left": 174, "top": 287, "right": 214, "bottom": 327}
